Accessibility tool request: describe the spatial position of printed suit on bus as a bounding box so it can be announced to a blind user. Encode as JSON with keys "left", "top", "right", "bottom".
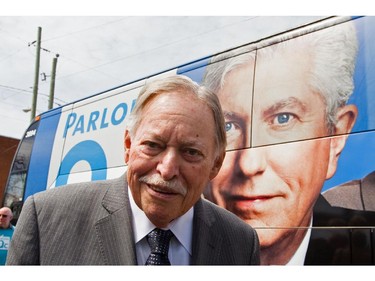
{"left": 323, "top": 170, "right": 375, "bottom": 212}
{"left": 305, "top": 194, "right": 375, "bottom": 265}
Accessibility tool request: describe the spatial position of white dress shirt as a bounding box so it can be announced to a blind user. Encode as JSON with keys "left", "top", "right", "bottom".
{"left": 128, "top": 186, "right": 193, "bottom": 265}
{"left": 286, "top": 218, "right": 312, "bottom": 265}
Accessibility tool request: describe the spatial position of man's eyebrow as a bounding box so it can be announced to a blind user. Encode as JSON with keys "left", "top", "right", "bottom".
{"left": 262, "top": 97, "right": 307, "bottom": 116}
{"left": 223, "top": 110, "right": 248, "bottom": 120}
{"left": 223, "top": 111, "right": 235, "bottom": 119}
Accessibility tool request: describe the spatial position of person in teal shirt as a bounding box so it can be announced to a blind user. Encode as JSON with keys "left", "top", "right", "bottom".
{"left": 0, "top": 207, "right": 15, "bottom": 265}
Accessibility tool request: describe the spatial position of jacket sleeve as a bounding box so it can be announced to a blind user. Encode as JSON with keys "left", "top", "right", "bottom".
{"left": 6, "top": 195, "right": 40, "bottom": 265}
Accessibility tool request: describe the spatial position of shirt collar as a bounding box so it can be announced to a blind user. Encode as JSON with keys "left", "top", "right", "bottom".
{"left": 286, "top": 217, "right": 312, "bottom": 265}
{"left": 128, "top": 186, "right": 193, "bottom": 255}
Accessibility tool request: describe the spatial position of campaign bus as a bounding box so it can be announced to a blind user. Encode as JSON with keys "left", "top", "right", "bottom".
{"left": 3, "top": 16, "right": 375, "bottom": 265}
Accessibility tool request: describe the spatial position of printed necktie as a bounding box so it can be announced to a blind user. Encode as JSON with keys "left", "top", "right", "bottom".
{"left": 145, "top": 228, "right": 174, "bottom": 265}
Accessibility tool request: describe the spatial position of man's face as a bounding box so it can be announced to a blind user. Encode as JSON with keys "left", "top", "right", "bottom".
{"left": 0, "top": 208, "right": 12, "bottom": 229}
{"left": 125, "top": 91, "right": 223, "bottom": 228}
{"left": 210, "top": 49, "right": 337, "bottom": 247}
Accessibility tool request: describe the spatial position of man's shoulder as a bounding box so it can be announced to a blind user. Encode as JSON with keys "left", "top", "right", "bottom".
{"left": 0, "top": 225, "right": 15, "bottom": 234}
{"left": 323, "top": 170, "right": 375, "bottom": 212}
{"left": 323, "top": 180, "right": 362, "bottom": 210}
{"left": 31, "top": 175, "right": 126, "bottom": 207}
{"left": 34, "top": 179, "right": 106, "bottom": 198}
{"left": 314, "top": 195, "right": 375, "bottom": 226}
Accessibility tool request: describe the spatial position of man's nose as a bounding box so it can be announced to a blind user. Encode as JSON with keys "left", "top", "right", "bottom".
{"left": 156, "top": 148, "right": 180, "bottom": 180}
{"left": 237, "top": 147, "right": 267, "bottom": 177}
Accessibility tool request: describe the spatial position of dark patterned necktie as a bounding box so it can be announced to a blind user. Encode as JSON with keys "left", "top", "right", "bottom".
{"left": 145, "top": 228, "right": 174, "bottom": 265}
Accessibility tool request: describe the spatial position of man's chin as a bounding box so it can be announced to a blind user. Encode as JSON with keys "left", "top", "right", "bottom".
{"left": 241, "top": 217, "right": 265, "bottom": 228}
{"left": 252, "top": 227, "right": 282, "bottom": 249}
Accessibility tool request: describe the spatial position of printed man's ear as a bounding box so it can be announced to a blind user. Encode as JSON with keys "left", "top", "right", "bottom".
{"left": 326, "top": 104, "right": 358, "bottom": 179}
{"left": 334, "top": 104, "right": 358, "bottom": 135}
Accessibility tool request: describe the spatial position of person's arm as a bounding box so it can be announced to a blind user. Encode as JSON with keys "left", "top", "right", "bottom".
{"left": 6, "top": 195, "right": 40, "bottom": 265}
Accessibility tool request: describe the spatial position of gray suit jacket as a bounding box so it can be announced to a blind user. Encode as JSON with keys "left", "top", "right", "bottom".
{"left": 323, "top": 170, "right": 375, "bottom": 212}
{"left": 7, "top": 174, "right": 260, "bottom": 265}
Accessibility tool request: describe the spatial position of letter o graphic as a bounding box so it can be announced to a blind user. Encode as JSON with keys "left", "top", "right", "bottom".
{"left": 56, "top": 140, "right": 107, "bottom": 186}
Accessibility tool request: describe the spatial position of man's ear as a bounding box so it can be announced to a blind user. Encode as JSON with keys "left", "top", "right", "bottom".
{"left": 326, "top": 104, "right": 358, "bottom": 179}
{"left": 209, "top": 151, "right": 226, "bottom": 180}
{"left": 333, "top": 104, "right": 358, "bottom": 135}
{"left": 124, "top": 130, "right": 132, "bottom": 164}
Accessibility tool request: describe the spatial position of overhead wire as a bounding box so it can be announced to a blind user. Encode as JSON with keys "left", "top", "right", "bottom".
{"left": 0, "top": 16, "right": 258, "bottom": 137}
{"left": 0, "top": 84, "right": 66, "bottom": 105}
{"left": 55, "top": 16, "right": 258, "bottom": 81}
{"left": 42, "top": 17, "right": 129, "bottom": 42}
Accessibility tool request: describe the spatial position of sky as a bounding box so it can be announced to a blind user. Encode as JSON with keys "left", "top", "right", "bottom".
{"left": 0, "top": 1, "right": 362, "bottom": 140}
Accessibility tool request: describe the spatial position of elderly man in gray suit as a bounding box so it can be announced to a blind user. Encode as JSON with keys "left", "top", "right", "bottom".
{"left": 6, "top": 75, "right": 260, "bottom": 265}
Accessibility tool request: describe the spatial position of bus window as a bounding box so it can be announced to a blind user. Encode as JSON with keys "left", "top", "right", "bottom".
{"left": 3, "top": 120, "right": 39, "bottom": 222}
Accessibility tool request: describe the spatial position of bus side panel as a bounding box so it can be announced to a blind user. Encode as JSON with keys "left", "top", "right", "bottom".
{"left": 24, "top": 108, "right": 62, "bottom": 199}
{"left": 47, "top": 90, "right": 136, "bottom": 188}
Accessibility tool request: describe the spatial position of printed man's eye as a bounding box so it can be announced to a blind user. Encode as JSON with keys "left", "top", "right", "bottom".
{"left": 277, "top": 113, "right": 291, "bottom": 124}
{"left": 272, "top": 113, "right": 296, "bottom": 126}
{"left": 225, "top": 122, "right": 233, "bottom": 132}
{"left": 224, "top": 120, "right": 245, "bottom": 149}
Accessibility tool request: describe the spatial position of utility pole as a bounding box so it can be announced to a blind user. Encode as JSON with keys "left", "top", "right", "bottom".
{"left": 30, "top": 26, "right": 42, "bottom": 122}
{"left": 48, "top": 54, "right": 59, "bottom": 110}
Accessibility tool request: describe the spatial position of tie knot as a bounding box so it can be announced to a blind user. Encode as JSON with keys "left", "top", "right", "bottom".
{"left": 147, "top": 228, "right": 173, "bottom": 255}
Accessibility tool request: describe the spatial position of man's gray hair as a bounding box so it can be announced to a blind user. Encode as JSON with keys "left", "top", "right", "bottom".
{"left": 127, "top": 75, "right": 227, "bottom": 156}
{"left": 203, "top": 20, "right": 358, "bottom": 134}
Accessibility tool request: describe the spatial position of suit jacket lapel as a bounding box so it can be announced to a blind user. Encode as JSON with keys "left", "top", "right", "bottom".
{"left": 94, "top": 174, "right": 137, "bottom": 265}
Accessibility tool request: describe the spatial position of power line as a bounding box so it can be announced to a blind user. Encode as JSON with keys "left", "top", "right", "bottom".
{"left": 0, "top": 26, "right": 29, "bottom": 43}
{"left": 56, "top": 17, "right": 258, "bottom": 81}
{"left": 0, "top": 84, "right": 32, "bottom": 94}
{"left": 3, "top": 17, "right": 258, "bottom": 88}
{"left": 42, "top": 17, "right": 129, "bottom": 43}
{"left": 0, "top": 84, "right": 67, "bottom": 105}
{"left": 2, "top": 17, "right": 259, "bottom": 107}
{"left": 0, "top": 47, "right": 25, "bottom": 63}
{"left": 27, "top": 33, "right": 122, "bottom": 84}
{"left": 0, "top": 91, "right": 61, "bottom": 114}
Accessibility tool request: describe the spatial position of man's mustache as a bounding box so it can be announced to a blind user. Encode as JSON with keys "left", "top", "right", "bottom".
{"left": 139, "top": 174, "right": 188, "bottom": 196}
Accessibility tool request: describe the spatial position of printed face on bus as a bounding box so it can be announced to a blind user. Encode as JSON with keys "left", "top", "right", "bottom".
{"left": 208, "top": 47, "right": 357, "bottom": 249}
{"left": 124, "top": 91, "right": 223, "bottom": 228}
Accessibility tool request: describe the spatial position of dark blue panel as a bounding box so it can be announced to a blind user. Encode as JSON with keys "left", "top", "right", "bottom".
{"left": 24, "top": 109, "right": 62, "bottom": 199}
